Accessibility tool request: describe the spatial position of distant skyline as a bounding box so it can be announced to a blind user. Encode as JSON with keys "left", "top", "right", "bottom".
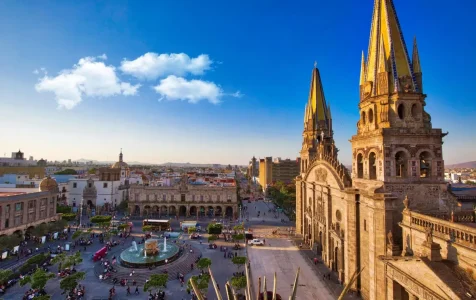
{"left": 1, "top": 0, "right": 475, "bottom": 165}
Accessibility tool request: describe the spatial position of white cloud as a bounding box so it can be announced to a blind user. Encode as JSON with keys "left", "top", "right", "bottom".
{"left": 153, "top": 75, "right": 222, "bottom": 104}
{"left": 35, "top": 55, "right": 140, "bottom": 109}
{"left": 120, "top": 53, "right": 213, "bottom": 80}
{"left": 230, "top": 91, "right": 243, "bottom": 98}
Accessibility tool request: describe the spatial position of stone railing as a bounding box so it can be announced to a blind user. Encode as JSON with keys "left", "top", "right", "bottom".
{"left": 428, "top": 210, "right": 475, "bottom": 223}
{"left": 408, "top": 210, "right": 476, "bottom": 250}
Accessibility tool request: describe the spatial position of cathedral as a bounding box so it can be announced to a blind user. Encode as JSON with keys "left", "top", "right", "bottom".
{"left": 296, "top": 1, "right": 476, "bottom": 299}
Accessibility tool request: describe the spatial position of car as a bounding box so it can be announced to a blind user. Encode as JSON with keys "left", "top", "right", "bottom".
{"left": 248, "top": 239, "right": 265, "bottom": 246}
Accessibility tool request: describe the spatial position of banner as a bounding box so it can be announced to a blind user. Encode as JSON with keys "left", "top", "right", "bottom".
{"left": 13, "top": 246, "right": 19, "bottom": 254}
{"left": 41, "top": 236, "right": 46, "bottom": 244}
{"left": 53, "top": 232, "right": 58, "bottom": 240}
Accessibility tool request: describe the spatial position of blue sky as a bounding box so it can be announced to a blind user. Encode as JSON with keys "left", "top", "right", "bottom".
{"left": 0, "top": 0, "right": 475, "bottom": 165}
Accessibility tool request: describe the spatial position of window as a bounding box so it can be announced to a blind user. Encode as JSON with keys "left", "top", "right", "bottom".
{"left": 356, "top": 154, "right": 364, "bottom": 178}
{"left": 419, "top": 151, "right": 432, "bottom": 178}
{"left": 103, "top": 183, "right": 108, "bottom": 188}
{"left": 395, "top": 151, "right": 407, "bottom": 177}
{"left": 397, "top": 104, "right": 405, "bottom": 119}
{"left": 368, "top": 109, "right": 374, "bottom": 123}
{"left": 73, "top": 183, "right": 77, "bottom": 188}
{"left": 369, "top": 152, "right": 377, "bottom": 180}
{"left": 15, "top": 203, "right": 22, "bottom": 211}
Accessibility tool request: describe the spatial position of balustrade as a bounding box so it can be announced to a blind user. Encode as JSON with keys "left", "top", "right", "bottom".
{"left": 409, "top": 211, "right": 476, "bottom": 249}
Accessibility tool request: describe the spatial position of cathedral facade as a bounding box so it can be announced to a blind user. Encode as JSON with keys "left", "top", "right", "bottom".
{"left": 296, "top": 1, "right": 474, "bottom": 299}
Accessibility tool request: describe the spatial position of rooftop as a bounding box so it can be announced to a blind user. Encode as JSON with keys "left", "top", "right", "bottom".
{"left": 0, "top": 192, "right": 26, "bottom": 197}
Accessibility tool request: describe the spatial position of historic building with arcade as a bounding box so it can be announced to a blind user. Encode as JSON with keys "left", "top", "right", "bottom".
{"left": 296, "top": 1, "right": 475, "bottom": 299}
{"left": 128, "top": 175, "right": 238, "bottom": 219}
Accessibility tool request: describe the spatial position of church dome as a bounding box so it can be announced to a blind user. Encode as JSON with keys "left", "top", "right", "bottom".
{"left": 39, "top": 176, "right": 59, "bottom": 192}
{"left": 111, "top": 149, "right": 129, "bottom": 169}
{"left": 111, "top": 161, "right": 129, "bottom": 169}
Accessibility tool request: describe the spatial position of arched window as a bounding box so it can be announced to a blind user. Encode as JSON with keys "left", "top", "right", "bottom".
{"left": 419, "top": 151, "right": 432, "bottom": 178}
{"left": 395, "top": 151, "right": 407, "bottom": 177}
{"left": 368, "top": 109, "right": 374, "bottom": 123}
{"left": 357, "top": 154, "right": 364, "bottom": 178}
{"left": 369, "top": 152, "right": 377, "bottom": 180}
{"left": 397, "top": 104, "right": 405, "bottom": 119}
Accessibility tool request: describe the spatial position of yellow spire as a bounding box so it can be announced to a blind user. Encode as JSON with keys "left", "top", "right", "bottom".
{"left": 365, "top": 0, "right": 415, "bottom": 93}
{"left": 412, "top": 36, "right": 421, "bottom": 73}
{"left": 308, "top": 65, "right": 328, "bottom": 122}
{"left": 360, "top": 51, "right": 366, "bottom": 85}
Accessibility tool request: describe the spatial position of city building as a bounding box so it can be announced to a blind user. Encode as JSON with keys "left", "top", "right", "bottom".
{"left": 0, "top": 176, "right": 59, "bottom": 236}
{"left": 128, "top": 175, "right": 238, "bottom": 218}
{"left": 65, "top": 150, "right": 130, "bottom": 211}
{"left": 258, "top": 157, "right": 300, "bottom": 190}
{"left": 295, "top": 1, "right": 473, "bottom": 299}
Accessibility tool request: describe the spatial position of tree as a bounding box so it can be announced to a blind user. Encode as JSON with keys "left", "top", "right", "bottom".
{"left": 143, "top": 274, "right": 168, "bottom": 293}
{"left": 232, "top": 256, "right": 247, "bottom": 271}
{"left": 71, "top": 230, "right": 83, "bottom": 240}
{"left": 188, "top": 227, "right": 196, "bottom": 234}
{"left": 142, "top": 225, "right": 154, "bottom": 232}
{"left": 230, "top": 275, "right": 247, "bottom": 294}
{"left": 54, "top": 169, "right": 77, "bottom": 175}
{"left": 61, "top": 213, "right": 77, "bottom": 222}
{"left": 60, "top": 271, "right": 85, "bottom": 295}
{"left": 196, "top": 258, "right": 212, "bottom": 272}
{"left": 0, "top": 269, "right": 13, "bottom": 285}
{"left": 188, "top": 274, "right": 210, "bottom": 295}
{"left": 20, "top": 268, "right": 55, "bottom": 290}
{"left": 52, "top": 252, "right": 83, "bottom": 271}
{"left": 208, "top": 235, "right": 218, "bottom": 243}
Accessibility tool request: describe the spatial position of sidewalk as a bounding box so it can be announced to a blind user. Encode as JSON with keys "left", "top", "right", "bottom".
{"left": 292, "top": 238, "right": 361, "bottom": 300}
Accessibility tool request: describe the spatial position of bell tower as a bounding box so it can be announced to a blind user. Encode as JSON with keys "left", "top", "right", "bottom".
{"left": 351, "top": 0, "right": 447, "bottom": 209}
{"left": 300, "top": 63, "right": 336, "bottom": 176}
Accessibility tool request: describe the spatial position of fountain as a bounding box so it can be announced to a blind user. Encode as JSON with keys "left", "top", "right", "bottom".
{"left": 120, "top": 238, "right": 180, "bottom": 268}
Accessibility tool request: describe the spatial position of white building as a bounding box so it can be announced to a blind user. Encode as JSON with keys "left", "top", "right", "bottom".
{"left": 0, "top": 150, "right": 37, "bottom": 167}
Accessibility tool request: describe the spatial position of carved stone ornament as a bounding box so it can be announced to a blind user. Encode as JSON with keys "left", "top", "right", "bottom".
{"left": 403, "top": 195, "right": 409, "bottom": 210}
{"left": 363, "top": 81, "right": 373, "bottom": 97}
{"left": 315, "top": 168, "right": 328, "bottom": 182}
{"left": 387, "top": 230, "right": 394, "bottom": 246}
{"left": 398, "top": 75, "right": 413, "bottom": 93}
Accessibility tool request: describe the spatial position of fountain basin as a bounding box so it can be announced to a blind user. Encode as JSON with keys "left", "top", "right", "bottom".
{"left": 120, "top": 240, "right": 180, "bottom": 268}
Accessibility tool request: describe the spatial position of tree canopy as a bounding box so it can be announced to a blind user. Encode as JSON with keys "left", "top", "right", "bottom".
{"left": 60, "top": 271, "right": 85, "bottom": 294}
{"left": 20, "top": 268, "right": 55, "bottom": 290}
{"left": 143, "top": 274, "right": 168, "bottom": 292}
{"left": 196, "top": 258, "right": 212, "bottom": 271}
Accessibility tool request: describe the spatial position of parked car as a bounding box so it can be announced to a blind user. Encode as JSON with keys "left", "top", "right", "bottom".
{"left": 248, "top": 239, "right": 264, "bottom": 246}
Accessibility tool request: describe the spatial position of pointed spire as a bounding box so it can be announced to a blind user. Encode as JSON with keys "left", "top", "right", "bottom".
{"left": 360, "top": 51, "right": 366, "bottom": 85}
{"left": 365, "top": 0, "right": 415, "bottom": 93}
{"left": 378, "top": 39, "right": 388, "bottom": 72}
{"left": 412, "top": 36, "right": 421, "bottom": 73}
{"left": 307, "top": 65, "right": 329, "bottom": 123}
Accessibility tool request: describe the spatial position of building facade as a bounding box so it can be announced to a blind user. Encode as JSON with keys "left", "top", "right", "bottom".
{"left": 128, "top": 175, "right": 238, "bottom": 219}
{"left": 0, "top": 176, "right": 59, "bottom": 236}
{"left": 296, "top": 1, "right": 472, "bottom": 299}
{"left": 259, "top": 157, "right": 300, "bottom": 190}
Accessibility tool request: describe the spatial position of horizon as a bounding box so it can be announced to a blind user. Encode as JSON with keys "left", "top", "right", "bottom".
{"left": 1, "top": 0, "right": 475, "bottom": 166}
